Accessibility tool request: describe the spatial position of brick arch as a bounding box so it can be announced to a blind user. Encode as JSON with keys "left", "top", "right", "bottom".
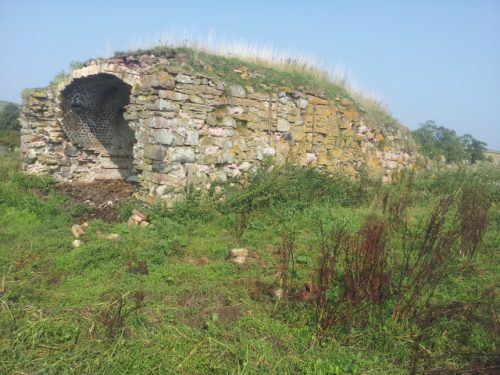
{"left": 60, "top": 73, "right": 136, "bottom": 179}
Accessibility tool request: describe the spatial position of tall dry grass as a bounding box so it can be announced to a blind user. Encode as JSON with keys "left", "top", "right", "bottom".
{"left": 117, "top": 31, "right": 387, "bottom": 105}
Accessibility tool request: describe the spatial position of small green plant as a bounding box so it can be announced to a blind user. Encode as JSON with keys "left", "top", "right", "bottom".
{"left": 49, "top": 70, "right": 67, "bottom": 86}
{"left": 166, "top": 186, "right": 215, "bottom": 224}
{"left": 155, "top": 237, "right": 187, "bottom": 257}
{"left": 68, "top": 60, "right": 85, "bottom": 70}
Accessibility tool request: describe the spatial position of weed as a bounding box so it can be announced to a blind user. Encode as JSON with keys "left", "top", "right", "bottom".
{"left": 218, "top": 163, "right": 358, "bottom": 214}
{"left": 155, "top": 238, "right": 187, "bottom": 257}
{"left": 312, "top": 220, "right": 347, "bottom": 343}
{"left": 458, "top": 182, "right": 490, "bottom": 260}
{"left": 234, "top": 207, "right": 249, "bottom": 244}
{"left": 343, "top": 215, "right": 390, "bottom": 314}
{"left": 392, "top": 195, "right": 460, "bottom": 322}
{"left": 409, "top": 289, "right": 500, "bottom": 374}
{"left": 98, "top": 290, "right": 146, "bottom": 339}
{"left": 277, "top": 230, "right": 296, "bottom": 300}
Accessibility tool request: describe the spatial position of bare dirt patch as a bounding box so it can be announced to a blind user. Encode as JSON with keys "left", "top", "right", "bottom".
{"left": 54, "top": 180, "right": 136, "bottom": 222}
{"left": 178, "top": 288, "right": 242, "bottom": 328}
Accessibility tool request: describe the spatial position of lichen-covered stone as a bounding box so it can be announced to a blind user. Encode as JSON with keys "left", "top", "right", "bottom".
{"left": 222, "top": 116, "right": 237, "bottom": 128}
{"left": 296, "top": 98, "right": 308, "bottom": 109}
{"left": 155, "top": 99, "right": 179, "bottom": 111}
{"left": 226, "top": 84, "right": 246, "bottom": 98}
{"left": 175, "top": 73, "right": 193, "bottom": 84}
{"left": 184, "top": 130, "right": 199, "bottom": 145}
{"left": 168, "top": 147, "right": 196, "bottom": 163}
{"left": 144, "top": 145, "right": 165, "bottom": 161}
{"left": 159, "top": 90, "right": 188, "bottom": 101}
{"left": 155, "top": 129, "right": 176, "bottom": 145}
{"left": 143, "top": 71, "right": 175, "bottom": 89}
{"left": 277, "top": 118, "right": 290, "bottom": 132}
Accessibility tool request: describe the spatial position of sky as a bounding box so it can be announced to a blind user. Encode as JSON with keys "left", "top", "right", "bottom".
{"left": 1, "top": 0, "right": 499, "bottom": 149}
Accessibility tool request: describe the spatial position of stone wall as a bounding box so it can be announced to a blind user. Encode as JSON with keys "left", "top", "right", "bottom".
{"left": 20, "top": 53, "right": 416, "bottom": 203}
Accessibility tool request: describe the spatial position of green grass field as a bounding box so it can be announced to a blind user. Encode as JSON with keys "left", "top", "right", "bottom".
{"left": 0, "top": 151, "right": 498, "bottom": 374}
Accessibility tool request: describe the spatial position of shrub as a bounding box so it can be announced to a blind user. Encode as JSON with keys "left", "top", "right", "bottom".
{"left": 0, "top": 103, "right": 21, "bottom": 131}
{"left": 149, "top": 186, "right": 216, "bottom": 225}
{"left": 217, "top": 164, "right": 358, "bottom": 214}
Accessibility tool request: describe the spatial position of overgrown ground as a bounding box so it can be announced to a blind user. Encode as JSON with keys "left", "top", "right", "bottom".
{"left": 0, "top": 152, "right": 498, "bottom": 374}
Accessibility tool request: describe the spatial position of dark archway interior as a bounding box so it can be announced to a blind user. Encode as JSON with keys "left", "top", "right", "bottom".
{"left": 60, "top": 73, "right": 136, "bottom": 179}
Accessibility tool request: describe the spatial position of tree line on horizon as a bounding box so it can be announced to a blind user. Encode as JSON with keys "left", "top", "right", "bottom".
{"left": 411, "top": 120, "right": 488, "bottom": 164}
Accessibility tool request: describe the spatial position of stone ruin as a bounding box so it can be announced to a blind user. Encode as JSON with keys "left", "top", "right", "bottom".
{"left": 20, "top": 51, "right": 416, "bottom": 203}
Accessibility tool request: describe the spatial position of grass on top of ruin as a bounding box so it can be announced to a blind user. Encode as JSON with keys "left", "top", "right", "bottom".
{"left": 47, "top": 36, "right": 411, "bottom": 139}
{"left": 118, "top": 44, "right": 412, "bottom": 138}
{"left": 0, "top": 151, "right": 499, "bottom": 374}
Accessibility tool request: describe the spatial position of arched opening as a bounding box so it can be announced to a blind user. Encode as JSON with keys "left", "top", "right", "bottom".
{"left": 60, "top": 73, "right": 136, "bottom": 179}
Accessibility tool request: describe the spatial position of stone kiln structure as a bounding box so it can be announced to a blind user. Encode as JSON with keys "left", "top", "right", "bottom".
{"left": 21, "top": 51, "right": 416, "bottom": 203}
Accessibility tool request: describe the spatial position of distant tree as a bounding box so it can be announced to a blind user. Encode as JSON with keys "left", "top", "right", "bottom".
{"left": 412, "top": 120, "right": 465, "bottom": 163}
{"left": 0, "top": 103, "right": 21, "bottom": 131}
{"left": 461, "top": 134, "right": 487, "bottom": 164}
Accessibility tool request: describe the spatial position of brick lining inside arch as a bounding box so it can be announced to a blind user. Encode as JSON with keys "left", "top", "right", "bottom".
{"left": 61, "top": 73, "right": 134, "bottom": 153}
{"left": 60, "top": 73, "right": 136, "bottom": 179}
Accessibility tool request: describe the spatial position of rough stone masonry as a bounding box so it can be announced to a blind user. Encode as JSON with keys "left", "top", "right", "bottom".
{"left": 20, "top": 52, "right": 416, "bottom": 204}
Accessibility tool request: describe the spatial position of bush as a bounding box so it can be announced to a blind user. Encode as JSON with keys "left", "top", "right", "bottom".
{"left": 0, "top": 103, "right": 21, "bottom": 131}
{"left": 217, "top": 164, "right": 358, "bottom": 214}
{"left": 149, "top": 186, "right": 216, "bottom": 225}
